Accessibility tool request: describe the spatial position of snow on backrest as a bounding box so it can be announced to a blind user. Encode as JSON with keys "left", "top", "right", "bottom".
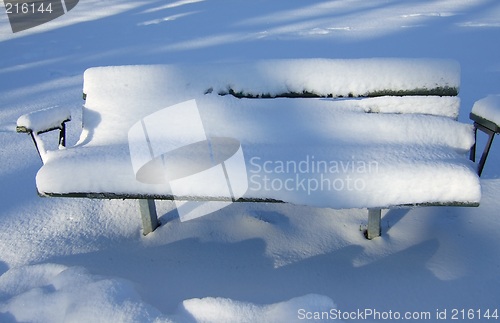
{"left": 80, "top": 59, "right": 460, "bottom": 146}
{"left": 211, "top": 58, "right": 460, "bottom": 98}
{"left": 81, "top": 65, "right": 188, "bottom": 146}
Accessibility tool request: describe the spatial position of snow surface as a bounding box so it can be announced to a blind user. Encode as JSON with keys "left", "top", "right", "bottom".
{"left": 0, "top": 264, "right": 334, "bottom": 323}
{"left": 1, "top": 0, "right": 500, "bottom": 322}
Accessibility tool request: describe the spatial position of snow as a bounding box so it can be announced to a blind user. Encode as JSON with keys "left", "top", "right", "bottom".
{"left": 471, "top": 94, "right": 500, "bottom": 127}
{"left": 0, "top": 264, "right": 163, "bottom": 322}
{"left": 180, "top": 294, "right": 336, "bottom": 323}
{"left": 0, "top": 263, "right": 335, "bottom": 323}
{"left": 1, "top": 0, "right": 500, "bottom": 322}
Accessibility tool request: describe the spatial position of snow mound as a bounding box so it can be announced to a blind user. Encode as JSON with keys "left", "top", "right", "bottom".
{"left": 0, "top": 264, "right": 161, "bottom": 323}
{"left": 0, "top": 264, "right": 337, "bottom": 323}
{"left": 180, "top": 294, "right": 337, "bottom": 323}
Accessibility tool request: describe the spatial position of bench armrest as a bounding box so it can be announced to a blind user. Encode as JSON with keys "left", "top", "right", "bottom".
{"left": 16, "top": 106, "right": 72, "bottom": 163}
{"left": 16, "top": 106, "right": 71, "bottom": 134}
{"left": 470, "top": 95, "right": 500, "bottom": 133}
{"left": 469, "top": 95, "right": 500, "bottom": 176}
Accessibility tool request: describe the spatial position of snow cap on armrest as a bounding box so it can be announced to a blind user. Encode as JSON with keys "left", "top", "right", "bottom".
{"left": 471, "top": 94, "right": 500, "bottom": 132}
{"left": 17, "top": 106, "right": 71, "bottom": 134}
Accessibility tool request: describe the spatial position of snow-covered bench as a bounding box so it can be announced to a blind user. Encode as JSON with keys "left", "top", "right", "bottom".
{"left": 17, "top": 58, "right": 482, "bottom": 239}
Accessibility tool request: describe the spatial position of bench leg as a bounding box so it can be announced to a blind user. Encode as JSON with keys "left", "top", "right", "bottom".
{"left": 59, "top": 122, "right": 67, "bottom": 148}
{"left": 478, "top": 129, "right": 495, "bottom": 176}
{"left": 470, "top": 125, "right": 477, "bottom": 162}
{"left": 367, "top": 208, "right": 381, "bottom": 239}
{"left": 471, "top": 122, "right": 497, "bottom": 176}
{"left": 138, "top": 199, "right": 159, "bottom": 235}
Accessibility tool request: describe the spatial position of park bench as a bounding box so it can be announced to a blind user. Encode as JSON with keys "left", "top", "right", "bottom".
{"left": 17, "top": 58, "right": 486, "bottom": 239}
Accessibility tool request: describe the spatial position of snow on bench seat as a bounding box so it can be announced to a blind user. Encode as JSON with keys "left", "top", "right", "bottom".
{"left": 37, "top": 94, "right": 480, "bottom": 209}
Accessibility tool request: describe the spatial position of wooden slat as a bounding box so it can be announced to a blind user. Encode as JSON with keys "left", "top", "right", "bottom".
{"left": 39, "top": 191, "right": 479, "bottom": 208}
{"left": 222, "top": 86, "right": 459, "bottom": 99}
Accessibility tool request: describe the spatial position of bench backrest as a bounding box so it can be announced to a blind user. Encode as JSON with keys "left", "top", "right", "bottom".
{"left": 80, "top": 58, "right": 460, "bottom": 146}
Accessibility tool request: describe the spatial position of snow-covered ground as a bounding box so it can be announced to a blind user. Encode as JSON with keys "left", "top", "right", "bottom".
{"left": 1, "top": 0, "right": 500, "bottom": 322}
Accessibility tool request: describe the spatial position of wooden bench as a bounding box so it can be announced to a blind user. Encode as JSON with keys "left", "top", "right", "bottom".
{"left": 17, "top": 58, "right": 482, "bottom": 239}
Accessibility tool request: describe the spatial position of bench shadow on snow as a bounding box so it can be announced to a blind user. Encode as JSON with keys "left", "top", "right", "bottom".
{"left": 383, "top": 208, "right": 411, "bottom": 233}
{"left": 44, "top": 230, "right": 483, "bottom": 315}
{"left": 0, "top": 260, "right": 8, "bottom": 278}
{"left": 0, "top": 312, "right": 16, "bottom": 323}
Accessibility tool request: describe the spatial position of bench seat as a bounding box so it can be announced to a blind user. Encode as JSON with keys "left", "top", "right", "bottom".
{"left": 37, "top": 95, "right": 480, "bottom": 209}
